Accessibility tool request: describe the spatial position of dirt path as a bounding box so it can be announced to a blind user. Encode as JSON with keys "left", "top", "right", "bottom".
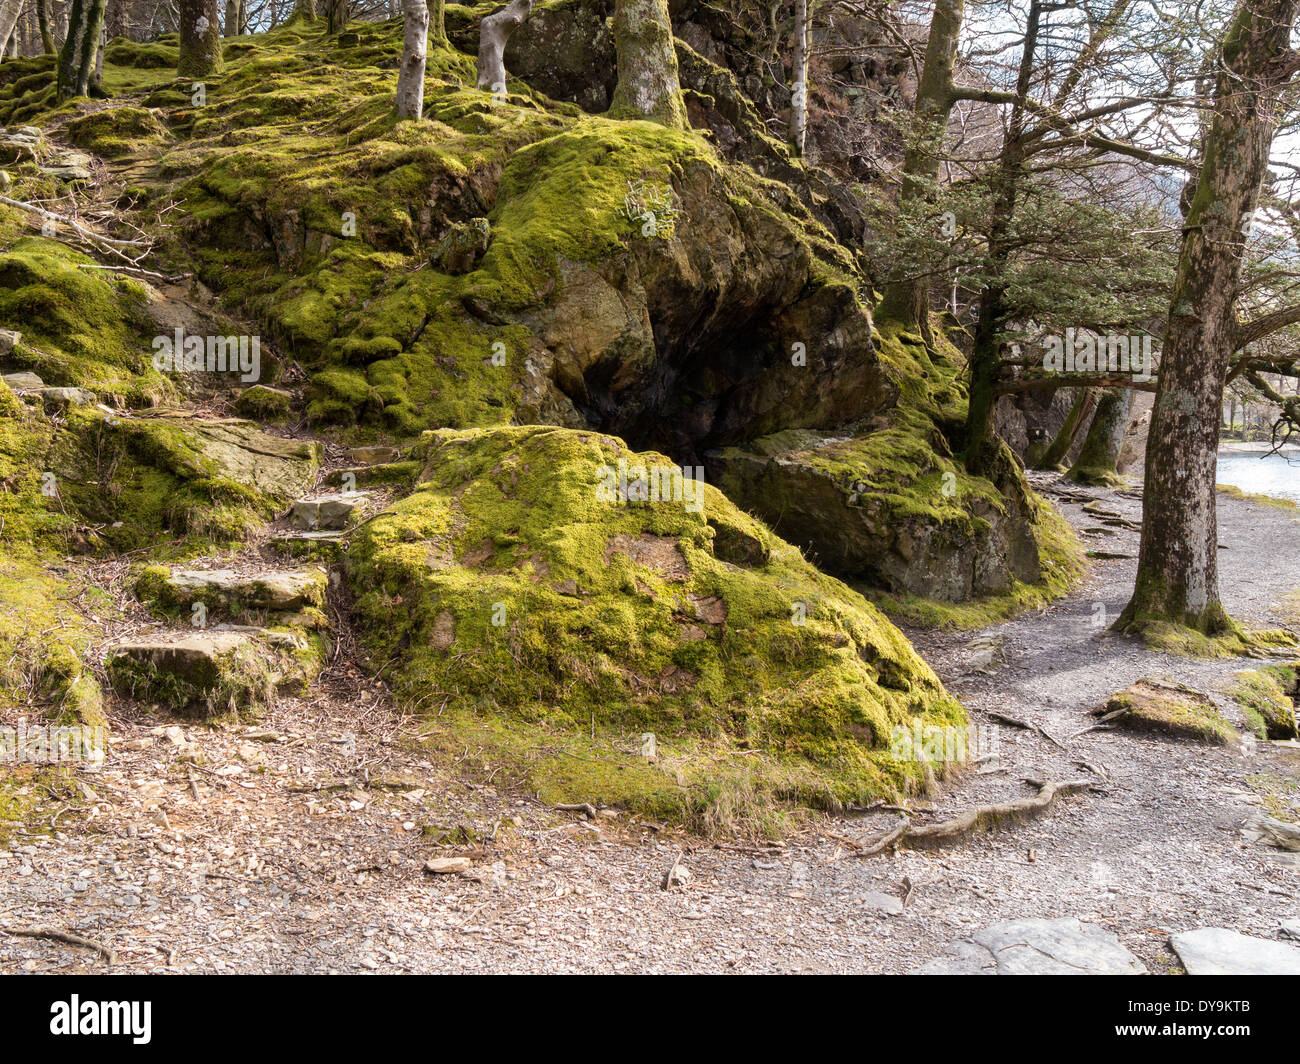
{"left": 3, "top": 468, "right": 1296, "bottom": 974}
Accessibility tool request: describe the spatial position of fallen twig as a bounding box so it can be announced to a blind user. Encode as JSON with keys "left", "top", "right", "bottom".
{"left": 1, "top": 926, "right": 117, "bottom": 965}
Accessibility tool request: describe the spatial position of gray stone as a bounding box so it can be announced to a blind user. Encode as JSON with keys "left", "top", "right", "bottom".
{"left": 291, "top": 493, "right": 366, "bottom": 531}
{"left": 1169, "top": 928, "right": 1300, "bottom": 975}
{"left": 911, "top": 918, "right": 1147, "bottom": 975}
{"left": 1279, "top": 920, "right": 1300, "bottom": 941}
{"left": 0, "top": 327, "right": 20, "bottom": 356}
{"left": 347, "top": 445, "right": 402, "bottom": 465}
{"left": 2, "top": 370, "right": 43, "bottom": 392}
{"left": 40, "top": 386, "right": 95, "bottom": 408}
{"left": 159, "top": 567, "right": 327, "bottom": 613}
{"left": 862, "top": 891, "right": 904, "bottom": 915}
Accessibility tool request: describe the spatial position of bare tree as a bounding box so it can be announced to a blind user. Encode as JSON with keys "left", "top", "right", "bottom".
{"left": 0, "top": 0, "right": 26, "bottom": 57}
{"left": 790, "top": 0, "right": 810, "bottom": 156}
{"left": 395, "top": 0, "right": 427, "bottom": 118}
{"left": 476, "top": 0, "right": 530, "bottom": 94}
{"left": 57, "top": 0, "right": 105, "bottom": 97}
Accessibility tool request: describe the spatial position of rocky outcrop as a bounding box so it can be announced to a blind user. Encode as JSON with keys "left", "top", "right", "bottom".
{"left": 343, "top": 425, "right": 965, "bottom": 815}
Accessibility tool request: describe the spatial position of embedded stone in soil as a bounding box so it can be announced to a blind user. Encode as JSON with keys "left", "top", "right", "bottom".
{"left": 1169, "top": 927, "right": 1300, "bottom": 975}
{"left": 291, "top": 493, "right": 367, "bottom": 531}
{"left": 141, "top": 566, "right": 328, "bottom": 613}
{"left": 911, "top": 918, "right": 1148, "bottom": 975}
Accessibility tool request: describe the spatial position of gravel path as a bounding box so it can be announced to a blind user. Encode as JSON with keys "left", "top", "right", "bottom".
{"left": 2, "top": 472, "right": 1297, "bottom": 975}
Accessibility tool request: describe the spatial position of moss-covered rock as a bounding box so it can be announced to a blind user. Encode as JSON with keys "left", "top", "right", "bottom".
{"left": 106, "top": 626, "right": 327, "bottom": 715}
{"left": 1230, "top": 666, "right": 1299, "bottom": 740}
{"left": 45, "top": 411, "right": 319, "bottom": 551}
{"left": 1097, "top": 678, "right": 1236, "bottom": 745}
{"left": 345, "top": 425, "right": 964, "bottom": 824}
{"left": 711, "top": 323, "right": 1083, "bottom": 609}
{"left": 63, "top": 105, "right": 170, "bottom": 157}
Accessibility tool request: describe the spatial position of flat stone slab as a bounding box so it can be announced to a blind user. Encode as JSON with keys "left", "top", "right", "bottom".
{"left": 162, "top": 567, "right": 327, "bottom": 612}
{"left": 291, "top": 493, "right": 366, "bottom": 531}
{"left": 40, "top": 386, "right": 95, "bottom": 407}
{"left": 1170, "top": 928, "right": 1300, "bottom": 974}
{"left": 2, "top": 371, "right": 43, "bottom": 392}
{"left": 911, "top": 918, "right": 1147, "bottom": 975}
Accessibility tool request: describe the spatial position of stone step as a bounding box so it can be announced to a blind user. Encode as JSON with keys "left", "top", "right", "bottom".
{"left": 139, "top": 566, "right": 328, "bottom": 613}
{"left": 268, "top": 530, "right": 346, "bottom": 560}
{"left": 291, "top": 492, "right": 367, "bottom": 531}
{"left": 346, "top": 445, "right": 405, "bottom": 466}
{"left": 106, "top": 630, "right": 266, "bottom": 713}
{"left": 323, "top": 461, "right": 419, "bottom": 489}
{"left": 105, "top": 625, "right": 328, "bottom": 714}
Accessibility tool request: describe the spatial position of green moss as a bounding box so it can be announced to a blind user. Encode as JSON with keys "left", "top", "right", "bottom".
{"left": 1217, "top": 483, "right": 1300, "bottom": 513}
{"left": 1134, "top": 617, "right": 1298, "bottom": 659}
{"left": 345, "top": 425, "right": 965, "bottom": 829}
{"left": 1101, "top": 679, "right": 1236, "bottom": 745}
{"left": 0, "top": 235, "right": 161, "bottom": 395}
{"left": 1229, "top": 667, "right": 1299, "bottom": 740}
{"left": 63, "top": 105, "right": 170, "bottom": 157}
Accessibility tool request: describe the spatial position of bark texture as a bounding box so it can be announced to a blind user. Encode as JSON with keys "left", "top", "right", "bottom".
{"left": 476, "top": 0, "right": 530, "bottom": 93}
{"left": 36, "top": 0, "right": 53, "bottom": 54}
{"left": 1068, "top": 388, "right": 1135, "bottom": 485}
{"left": 609, "top": 0, "right": 686, "bottom": 128}
{"left": 876, "top": 0, "right": 966, "bottom": 329}
{"left": 326, "top": 0, "right": 346, "bottom": 34}
{"left": 225, "top": 0, "right": 245, "bottom": 36}
{"left": 395, "top": 0, "right": 429, "bottom": 119}
{"left": 1037, "top": 387, "right": 1097, "bottom": 471}
{"left": 178, "top": 0, "right": 223, "bottom": 78}
{"left": 0, "top": 0, "right": 25, "bottom": 58}
{"left": 57, "top": 0, "right": 105, "bottom": 98}
{"left": 789, "top": 0, "right": 809, "bottom": 157}
{"left": 1120, "top": 0, "right": 1300, "bottom": 634}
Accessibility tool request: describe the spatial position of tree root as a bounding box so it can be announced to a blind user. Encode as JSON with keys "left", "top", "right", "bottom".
{"left": 854, "top": 778, "right": 1098, "bottom": 856}
{"left": 1, "top": 925, "right": 117, "bottom": 965}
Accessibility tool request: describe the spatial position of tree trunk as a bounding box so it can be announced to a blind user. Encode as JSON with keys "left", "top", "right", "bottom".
{"left": 326, "top": 0, "right": 345, "bottom": 34}
{"left": 178, "top": 0, "right": 222, "bottom": 77}
{"left": 0, "top": 0, "right": 25, "bottom": 58}
{"left": 963, "top": 0, "right": 1042, "bottom": 474}
{"left": 1067, "top": 387, "right": 1135, "bottom": 486}
{"left": 292, "top": 0, "right": 317, "bottom": 18}
{"left": 429, "top": 0, "right": 444, "bottom": 45}
{"left": 789, "top": 0, "right": 809, "bottom": 157}
{"left": 395, "top": 0, "right": 428, "bottom": 119}
{"left": 476, "top": 0, "right": 529, "bottom": 93}
{"left": 609, "top": 0, "right": 685, "bottom": 128}
{"left": 36, "top": 0, "right": 54, "bottom": 54}
{"left": 1036, "top": 387, "right": 1097, "bottom": 471}
{"left": 57, "top": 0, "right": 105, "bottom": 98}
{"left": 876, "top": 0, "right": 966, "bottom": 329}
{"left": 1119, "top": 0, "right": 1300, "bottom": 637}
{"left": 224, "top": 0, "right": 244, "bottom": 36}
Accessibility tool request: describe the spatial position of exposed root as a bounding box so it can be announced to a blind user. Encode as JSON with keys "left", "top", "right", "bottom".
{"left": 1, "top": 925, "right": 117, "bottom": 965}
{"left": 854, "top": 779, "right": 1099, "bottom": 856}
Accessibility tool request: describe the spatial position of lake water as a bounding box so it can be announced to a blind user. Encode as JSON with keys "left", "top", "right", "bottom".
{"left": 1216, "top": 448, "right": 1300, "bottom": 503}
